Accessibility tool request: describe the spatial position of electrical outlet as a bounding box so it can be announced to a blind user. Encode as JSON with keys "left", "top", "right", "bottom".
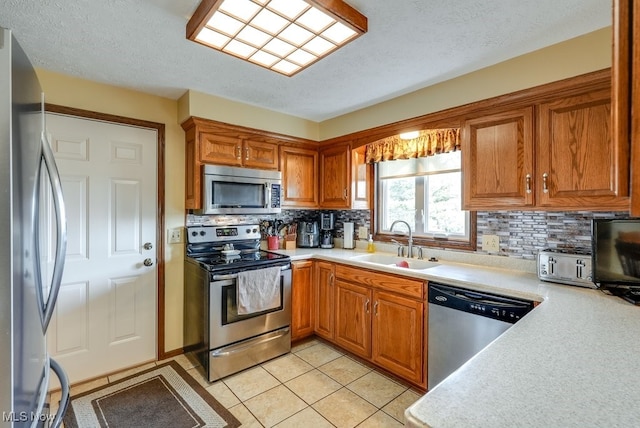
{"left": 358, "top": 226, "right": 369, "bottom": 240}
{"left": 482, "top": 234, "right": 500, "bottom": 252}
{"left": 168, "top": 228, "right": 183, "bottom": 244}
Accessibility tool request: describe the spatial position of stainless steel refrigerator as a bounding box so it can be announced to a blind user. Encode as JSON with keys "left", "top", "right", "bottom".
{"left": 0, "top": 27, "right": 69, "bottom": 427}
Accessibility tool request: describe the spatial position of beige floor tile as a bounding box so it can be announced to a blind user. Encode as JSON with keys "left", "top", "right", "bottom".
{"left": 262, "top": 353, "right": 314, "bottom": 383}
{"left": 244, "top": 385, "right": 307, "bottom": 427}
{"left": 291, "top": 338, "right": 320, "bottom": 353}
{"left": 313, "top": 388, "right": 377, "bottom": 428}
{"left": 346, "top": 371, "right": 406, "bottom": 408}
{"left": 170, "top": 352, "right": 201, "bottom": 370}
{"left": 69, "top": 377, "right": 109, "bottom": 396}
{"left": 382, "top": 389, "right": 422, "bottom": 422}
{"left": 224, "top": 366, "right": 281, "bottom": 401}
{"left": 107, "top": 361, "right": 157, "bottom": 383}
{"left": 229, "top": 403, "right": 263, "bottom": 428}
{"left": 318, "top": 356, "right": 371, "bottom": 385}
{"left": 186, "top": 366, "right": 212, "bottom": 388}
{"left": 295, "top": 343, "right": 342, "bottom": 367}
{"left": 285, "top": 369, "right": 341, "bottom": 405}
{"left": 274, "top": 407, "right": 335, "bottom": 428}
{"left": 205, "top": 380, "right": 241, "bottom": 408}
{"left": 358, "top": 410, "right": 404, "bottom": 427}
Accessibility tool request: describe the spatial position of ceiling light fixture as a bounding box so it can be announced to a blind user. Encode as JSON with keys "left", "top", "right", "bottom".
{"left": 186, "top": 0, "right": 367, "bottom": 77}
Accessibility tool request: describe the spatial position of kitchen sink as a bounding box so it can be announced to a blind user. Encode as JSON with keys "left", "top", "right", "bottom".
{"left": 349, "top": 253, "right": 438, "bottom": 270}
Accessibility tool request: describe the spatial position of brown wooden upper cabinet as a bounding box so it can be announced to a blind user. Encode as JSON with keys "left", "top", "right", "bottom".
{"left": 351, "top": 145, "right": 372, "bottom": 210}
{"left": 319, "top": 143, "right": 351, "bottom": 208}
{"left": 200, "top": 133, "right": 278, "bottom": 170}
{"left": 463, "top": 107, "right": 535, "bottom": 209}
{"left": 182, "top": 117, "right": 317, "bottom": 210}
{"left": 613, "top": 0, "right": 639, "bottom": 215}
{"left": 280, "top": 145, "right": 319, "bottom": 208}
{"left": 463, "top": 75, "right": 629, "bottom": 211}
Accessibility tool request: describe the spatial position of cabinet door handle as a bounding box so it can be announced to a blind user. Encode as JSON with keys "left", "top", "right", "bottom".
{"left": 235, "top": 145, "right": 241, "bottom": 159}
{"left": 245, "top": 147, "right": 249, "bottom": 161}
{"left": 365, "top": 299, "right": 370, "bottom": 313}
{"left": 343, "top": 188, "right": 347, "bottom": 199}
{"left": 329, "top": 273, "right": 334, "bottom": 286}
{"left": 374, "top": 301, "right": 379, "bottom": 316}
{"left": 542, "top": 173, "right": 549, "bottom": 193}
{"left": 525, "top": 174, "right": 532, "bottom": 194}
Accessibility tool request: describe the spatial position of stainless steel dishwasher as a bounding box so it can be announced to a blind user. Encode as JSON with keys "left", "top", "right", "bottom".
{"left": 428, "top": 282, "right": 534, "bottom": 390}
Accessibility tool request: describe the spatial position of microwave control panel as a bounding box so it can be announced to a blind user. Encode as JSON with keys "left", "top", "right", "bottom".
{"left": 270, "top": 184, "right": 281, "bottom": 208}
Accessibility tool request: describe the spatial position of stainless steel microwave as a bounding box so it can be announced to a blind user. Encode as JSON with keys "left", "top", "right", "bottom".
{"left": 199, "top": 164, "right": 282, "bottom": 215}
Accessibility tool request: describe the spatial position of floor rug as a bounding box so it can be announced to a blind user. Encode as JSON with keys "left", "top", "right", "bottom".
{"left": 63, "top": 360, "right": 240, "bottom": 428}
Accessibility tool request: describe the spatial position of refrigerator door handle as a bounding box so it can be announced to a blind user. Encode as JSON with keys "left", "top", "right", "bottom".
{"left": 31, "top": 356, "right": 51, "bottom": 428}
{"left": 49, "top": 358, "right": 70, "bottom": 428}
{"left": 40, "top": 131, "right": 67, "bottom": 331}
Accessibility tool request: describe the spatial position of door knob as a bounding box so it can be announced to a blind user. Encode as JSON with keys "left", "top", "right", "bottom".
{"left": 143, "top": 242, "right": 153, "bottom": 250}
{"left": 143, "top": 258, "right": 154, "bottom": 267}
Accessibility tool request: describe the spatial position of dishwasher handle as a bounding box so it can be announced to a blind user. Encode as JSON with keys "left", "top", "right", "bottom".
{"left": 429, "top": 283, "right": 533, "bottom": 323}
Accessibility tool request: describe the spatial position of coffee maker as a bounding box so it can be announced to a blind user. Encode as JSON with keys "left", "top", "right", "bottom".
{"left": 320, "top": 213, "right": 335, "bottom": 249}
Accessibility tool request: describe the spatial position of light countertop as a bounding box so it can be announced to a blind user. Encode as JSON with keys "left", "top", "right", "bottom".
{"left": 273, "top": 246, "right": 640, "bottom": 427}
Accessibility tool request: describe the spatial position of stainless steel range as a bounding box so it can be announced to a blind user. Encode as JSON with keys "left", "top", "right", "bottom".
{"left": 184, "top": 224, "right": 292, "bottom": 382}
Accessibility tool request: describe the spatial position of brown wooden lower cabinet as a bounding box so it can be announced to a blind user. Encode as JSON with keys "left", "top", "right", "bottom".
{"left": 313, "top": 261, "right": 335, "bottom": 341}
{"left": 291, "top": 260, "right": 314, "bottom": 341}
{"left": 372, "top": 290, "right": 424, "bottom": 385}
{"left": 312, "top": 262, "right": 426, "bottom": 388}
{"left": 335, "top": 279, "right": 371, "bottom": 358}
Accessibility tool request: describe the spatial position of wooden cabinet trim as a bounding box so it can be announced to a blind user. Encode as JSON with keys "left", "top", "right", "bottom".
{"left": 335, "top": 264, "right": 424, "bottom": 299}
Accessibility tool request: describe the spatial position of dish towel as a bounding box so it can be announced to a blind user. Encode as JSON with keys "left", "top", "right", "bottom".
{"left": 237, "top": 266, "right": 282, "bottom": 315}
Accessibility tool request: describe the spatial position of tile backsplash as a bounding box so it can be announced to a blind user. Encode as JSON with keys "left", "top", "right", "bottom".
{"left": 187, "top": 209, "right": 629, "bottom": 260}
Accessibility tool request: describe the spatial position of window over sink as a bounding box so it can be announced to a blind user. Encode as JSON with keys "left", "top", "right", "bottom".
{"left": 375, "top": 151, "right": 476, "bottom": 251}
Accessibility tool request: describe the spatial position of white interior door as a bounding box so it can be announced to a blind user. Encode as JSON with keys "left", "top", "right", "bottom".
{"left": 44, "top": 113, "right": 157, "bottom": 385}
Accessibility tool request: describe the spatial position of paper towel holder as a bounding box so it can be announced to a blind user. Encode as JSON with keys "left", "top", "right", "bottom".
{"left": 343, "top": 222, "right": 355, "bottom": 249}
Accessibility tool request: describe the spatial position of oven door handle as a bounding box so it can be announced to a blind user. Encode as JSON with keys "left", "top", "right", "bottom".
{"left": 210, "top": 327, "right": 290, "bottom": 358}
{"left": 211, "top": 264, "right": 291, "bottom": 281}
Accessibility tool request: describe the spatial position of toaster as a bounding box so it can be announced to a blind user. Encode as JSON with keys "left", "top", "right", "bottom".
{"left": 537, "top": 250, "right": 595, "bottom": 288}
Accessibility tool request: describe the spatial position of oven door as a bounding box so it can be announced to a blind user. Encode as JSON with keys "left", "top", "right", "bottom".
{"left": 209, "top": 266, "right": 291, "bottom": 349}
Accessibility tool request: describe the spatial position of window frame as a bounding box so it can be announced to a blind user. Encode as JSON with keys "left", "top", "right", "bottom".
{"left": 372, "top": 157, "right": 477, "bottom": 252}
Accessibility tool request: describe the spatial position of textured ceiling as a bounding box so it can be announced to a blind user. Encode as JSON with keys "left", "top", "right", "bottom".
{"left": 0, "top": 0, "right": 611, "bottom": 121}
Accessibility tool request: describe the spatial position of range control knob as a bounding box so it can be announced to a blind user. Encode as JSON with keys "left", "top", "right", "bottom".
{"left": 191, "top": 231, "right": 198, "bottom": 237}
{"left": 200, "top": 231, "right": 206, "bottom": 236}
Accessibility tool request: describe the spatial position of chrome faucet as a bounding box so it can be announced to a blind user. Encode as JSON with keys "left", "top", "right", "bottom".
{"left": 390, "top": 220, "right": 413, "bottom": 258}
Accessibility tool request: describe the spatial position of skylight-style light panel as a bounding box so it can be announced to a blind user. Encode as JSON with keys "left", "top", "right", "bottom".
{"left": 250, "top": 50, "right": 280, "bottom": 67}
{"left": 304, "top": 36, "right": 336, "bottom": 56}
{"left": 218, "top": 0, "right": 261, "bottom": 22}
{"left": 187, "top": 0, "right": 368, "bottom": 76}
{"left": 287, "top": 49, "right": 316, "bottom": 67}
{"left": 278, "top": 24, "right": 314, "bottom": 46}
{"left": 296, "top": 7, "right": 335, "bottom": 33}
{"left": 236, "top": 25, "right": 272, "bottom": 48}
{"left": 267, "top": 0, "right": 309, "bottom": 20}
{"left": 272, "top": 59, "right": 300, "bottom": 75}
{"left": 322, "top": 21, "right": 357, "bottom": 44}
{"left": 251, "top": 8, "right": 289, "bottom": 34}
{"left": 195, "top": 27, "right": 230, "bottom": 49}
{"left": 206, "top": 11, "right": 244, "bottom": 37}
{"left": 263, "top": 37, "right": 296, "bottom": 57}
{"left": 224, "top": 39, "right": 257, "bottom": 58}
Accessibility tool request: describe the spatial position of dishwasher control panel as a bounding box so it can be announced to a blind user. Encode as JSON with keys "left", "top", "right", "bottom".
{"left": 537, "top": 250, "right": 595, "bottom": 288}
{"left": 429, "top": 283, "right": 534, "bottom": 324}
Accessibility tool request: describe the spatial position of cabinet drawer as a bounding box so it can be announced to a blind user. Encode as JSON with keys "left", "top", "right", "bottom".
{"left": 335, "top": 264, "right": 424, "bottom": 299}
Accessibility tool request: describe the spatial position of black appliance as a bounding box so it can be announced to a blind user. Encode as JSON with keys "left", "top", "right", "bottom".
{"left": 320, "top": 212, "right": 335, "bottom": 248}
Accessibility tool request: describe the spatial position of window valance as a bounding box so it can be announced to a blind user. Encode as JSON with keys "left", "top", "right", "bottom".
{"left": 364, "top": 128, "right": 461, "bottom": 163}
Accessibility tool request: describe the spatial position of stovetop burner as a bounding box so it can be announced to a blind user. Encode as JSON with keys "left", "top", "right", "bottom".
{"left": 185, "top": 224, "right": 290, "bottom": 273}
{"left": 190, "top": 249, "right": 289, "bottom": 271}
